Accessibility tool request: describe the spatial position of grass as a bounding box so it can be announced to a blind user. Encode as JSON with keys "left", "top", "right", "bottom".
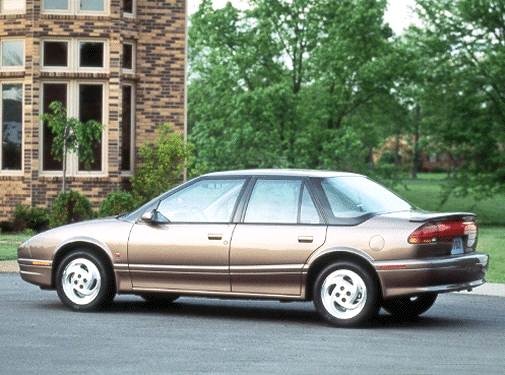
{"left": 0, "top": 233, "right": 31, "bottom": 261}
{"left": 0, "top": 226, "right": 502, "bottom": 283}
{"left": 478, "top": 226, "right": 505, "bottom": 284}
{"left": 393, "top": 173, "right": 505, "bottom": 226}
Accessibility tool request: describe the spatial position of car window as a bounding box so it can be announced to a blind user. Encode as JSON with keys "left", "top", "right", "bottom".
{"left": 244, "top": 179, "right": 302, "bottom": 224}
{"left": 321, "top": 176, "right": 411, "bottom": 218}
{"left": 157, "top": 179, "right": 245, "bottom": 223}
{"left": 300, "top": 186, "right": 321, "bottom": 224}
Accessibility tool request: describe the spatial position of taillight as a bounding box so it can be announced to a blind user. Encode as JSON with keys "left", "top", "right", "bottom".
{"left": 408, "top": 220, "right": 477, "bottom": 245}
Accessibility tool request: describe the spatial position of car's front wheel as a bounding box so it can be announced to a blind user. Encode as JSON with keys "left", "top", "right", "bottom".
{"left": 313, "top": 262, "right": 380, "bottom": 327}
{"left": 382, "top": 293, "right": 438, "bottom": 319}
{"left": 56, "top": 250, "right": 115, "bottom": 311}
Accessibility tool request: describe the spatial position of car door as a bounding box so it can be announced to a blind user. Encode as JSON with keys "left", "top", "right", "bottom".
{"left": 230, "top": 177, "right": 327, "bottom": 296}
{"left": 128, "top": 177, "right": 247, "bottom": 292}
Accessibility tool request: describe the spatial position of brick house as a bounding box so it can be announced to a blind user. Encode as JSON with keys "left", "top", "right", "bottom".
{"left": 0, "top": 0, "right": 186, "bottom": 219}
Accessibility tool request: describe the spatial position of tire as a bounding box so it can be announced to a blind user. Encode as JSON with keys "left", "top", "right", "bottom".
{"left": 56, "top": 250, "right": 115, "bottom": 311}
{"left": 382, "top": 293, "right": 437, "bottom": 319}
{"left": 313, "top": 261, "right": 380, "bottom": 327}
{"left": 140, "top": 294, "right": 179, "bottom": 305}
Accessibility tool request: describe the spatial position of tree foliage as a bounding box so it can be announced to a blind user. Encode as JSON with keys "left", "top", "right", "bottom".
{"left": 189, "top": 0, "right": 505, "bottom": 196}
{"left": 131, "top": 124, "right": 192, "bottom": 203}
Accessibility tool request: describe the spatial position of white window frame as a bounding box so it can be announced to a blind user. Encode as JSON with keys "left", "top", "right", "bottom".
{"left": 40, "top": 81, "right": 108, "bottom": 177}
{"left": 41, "top": 0, "right": 109, "bottom": 16}
{"left": 0, "top": 38, "right": 25, "bottom": 71}
{"left": 120, "top": 84, "right": 135, "bottom": 175}
{"left": 0, "top": 0, "right": 26, "bottom": 14}
{"left": 41, "top": 39, "right": 71, "bottom": 72}
{"left": 123, "top": 0, "right": 135, "bottom": 18}
{"left": 78, "top": 39, "right": 108, "bottom": 72}
{"left": 122, "top": 41, "right": 135, "bottom": 73}
{"left": 0, "top": 81, "right": 24, "bottom": 175}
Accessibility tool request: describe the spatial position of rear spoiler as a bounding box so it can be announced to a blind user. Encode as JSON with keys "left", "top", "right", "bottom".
{"left": 409, "top": 212, "right": 476, "bottom": 223}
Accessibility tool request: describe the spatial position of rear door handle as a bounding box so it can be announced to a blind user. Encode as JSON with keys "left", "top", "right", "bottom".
{"left": 298, "top": 236, "right": 314, "bottom": 243}
{"left": 208, "top": 234, "right": 223, "bottom": 241}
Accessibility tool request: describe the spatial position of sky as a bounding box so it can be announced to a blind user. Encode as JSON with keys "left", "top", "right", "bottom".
{"left": 187, "top": 0, "right": 419, "bottom": 35}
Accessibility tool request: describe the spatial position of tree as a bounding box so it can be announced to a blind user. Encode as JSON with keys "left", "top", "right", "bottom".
{"left": 41, "top": 101, "right": 103, "bottom": 192}
{"left": 189, "top": 0, "right": 398, "bottom": 176}
{"left": 131, "top": 124, "right": 192, "bottom": 203}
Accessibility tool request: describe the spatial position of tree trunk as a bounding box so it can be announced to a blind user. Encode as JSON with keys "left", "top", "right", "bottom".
{"left": 411, "top": 105, "right": 421, "bottom": 179}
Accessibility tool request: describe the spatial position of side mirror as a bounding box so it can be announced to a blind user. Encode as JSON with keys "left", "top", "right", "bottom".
{"left": 141, "top": 209, "right": 170, "bottom": 225}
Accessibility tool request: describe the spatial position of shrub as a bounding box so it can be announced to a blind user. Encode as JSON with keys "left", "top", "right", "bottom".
{"left": 49, "top": 190, "right": 93, "bottom": 228}
{"left": 13, "top": 204, "right": 50, "bottom": 232}
{"left": 131, "top": 123, "right": 192, "bottom": 203}
{"left": 99, "top": 191, "right": 136, "bottom": 217}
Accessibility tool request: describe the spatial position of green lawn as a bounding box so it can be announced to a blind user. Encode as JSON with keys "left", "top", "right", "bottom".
{"left": 0, "top": 233, "right": 30, "bottom": 261}
{"left": 394, "top": 173, "right": 505, "bottom": 226}
{"left": 0, "top": 225, "right": 503, "bottom": 283}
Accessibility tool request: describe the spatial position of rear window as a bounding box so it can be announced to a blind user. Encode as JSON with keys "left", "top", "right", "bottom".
{"left": 321, "top": 176, "right": 411, "bottom": 219}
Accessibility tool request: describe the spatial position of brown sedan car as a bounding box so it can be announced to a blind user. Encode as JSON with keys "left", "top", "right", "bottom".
{"left": 18, "top": 169, "right": 489, "bottom": 326}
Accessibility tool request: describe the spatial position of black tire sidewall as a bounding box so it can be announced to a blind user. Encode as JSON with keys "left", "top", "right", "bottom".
{"left": 382, "top": 293, "right": 438, "bottom": 319}
{"left": 56, "top": 250, "right": 114, "bottom": 311}
{"left": 313, "top": 262, "right": 380, "bottom": 327}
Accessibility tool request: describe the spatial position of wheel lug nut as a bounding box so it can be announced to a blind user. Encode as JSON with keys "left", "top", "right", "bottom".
{"left": 340, "top": 287, "right": 344, "bottom": 291}
{"left": 346, "top": 292, "right": 351, "bottom": 296}
{"left": 336, "top": 293, "right": 340, "bottom": 297}
{"left": 342, "top": 298, "right": 346, "bottom": 302}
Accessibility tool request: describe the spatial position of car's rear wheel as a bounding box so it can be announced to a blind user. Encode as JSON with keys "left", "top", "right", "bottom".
{"left": 56, "top": 250, "right": 115, "bottom": 311}
{"left": 140, "top": 294, "right": 179, "bottom": 305}
{"left": 382, "top": 293, "right": 438, "bottom": 319}
{"left": 313, "top": 262, "right": 380, "bottom": 327}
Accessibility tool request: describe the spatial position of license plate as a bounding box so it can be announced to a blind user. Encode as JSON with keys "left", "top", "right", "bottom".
{"left": 451, "top": 237, "right": 464, "bottom": 255}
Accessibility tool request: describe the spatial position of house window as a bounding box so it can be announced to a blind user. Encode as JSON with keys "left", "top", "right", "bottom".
{"left": 42, "top": 0, "right": 107, "bottom": 14}
{"left": 78, "top": 84, "right": 103, "bottom": 171}
{"left": 122, "top": 42, "right": 134, "bottom": 71}
{"left": 1, "top": 0, "right": 25, "bottom": 13}
{"left": 43, "top": 41, "right": 68, "bottom": 68}
{"left": 42, "top": 83, "right": 66, "bottom": 171}
{"left": 123, "top": 0, "right": 133, "bottom": 15}
{"left": 0, "top": 40, "right": 24, "bottom": 68}
{"left": 1, "top": 83, "right": 23, "bottom": 171}
{"left": 41, "top": 82, "right": 106, "bottom": 175}
{"left": 121, "top": 85, "right": 134, "bottom": 171}
{"left": 80, "top": 0, "right": 104, "bottom": 12}
{"left": 42, "top": 0, "right": 68, "bottom": 10}
{"left": 79, "top": 42, "right": 104, "bottom": 68}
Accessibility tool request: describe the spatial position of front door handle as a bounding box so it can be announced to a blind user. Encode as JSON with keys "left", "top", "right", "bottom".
{"left": 208, "top": 234, "right": 223, "bottom": 241}
{"left": 298, "top": 236, "right": 314, "bottom": 243}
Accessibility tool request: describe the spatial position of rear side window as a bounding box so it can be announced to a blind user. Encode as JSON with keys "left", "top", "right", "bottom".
{"left": 300, "top": 185, "right": 320, "bottom": 224}
{"left": 244, "top": 179, "right": 301, "bottom": 224}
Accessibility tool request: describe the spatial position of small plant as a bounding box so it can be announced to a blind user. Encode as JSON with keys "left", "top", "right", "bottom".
{"left": 49, "top": 191, "right": 93, "bottom": 228}
{"left": 99, "top": 191, "right": 136, "bottom": 217}
{"left": 41, "top": 101, "right": 103, "bottom": 193}
{"left": 131, "top": 123, "right": 192, "bottom": 203}
{"left": 13, "top": 204, "right": 50, "bottom": 232}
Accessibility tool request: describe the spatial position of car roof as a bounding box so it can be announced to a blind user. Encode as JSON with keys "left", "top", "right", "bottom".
{"left": 202, "top": 169, "right": 363, "bottom": 178}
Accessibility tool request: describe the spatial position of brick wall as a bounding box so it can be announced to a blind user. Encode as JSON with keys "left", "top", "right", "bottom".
{"left": 0, "top": 0, "right": 186, "bottom": 220}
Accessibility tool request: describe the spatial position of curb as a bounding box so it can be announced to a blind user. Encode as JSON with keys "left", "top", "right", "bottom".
{"left": 0, "top": 260, "right": 504, "bottom": 298}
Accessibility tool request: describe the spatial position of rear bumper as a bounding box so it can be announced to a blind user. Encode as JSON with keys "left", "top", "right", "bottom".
{"left": 375, "top": 252, "right": 489, "bottom": 298}
{"left": 17, "top": 258, "right": 53, "bottom": 289}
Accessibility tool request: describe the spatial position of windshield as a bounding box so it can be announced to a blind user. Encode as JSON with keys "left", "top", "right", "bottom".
{"left": 321, "top": 176, "right": 411, "bottom": 218}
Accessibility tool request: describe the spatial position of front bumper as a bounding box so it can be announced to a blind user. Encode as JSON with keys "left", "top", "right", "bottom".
{"left": 18, "top": 258, "right": 53, "bottom": 289}
{"left": 375, "top": 252, "right": 489, "bottom": 298}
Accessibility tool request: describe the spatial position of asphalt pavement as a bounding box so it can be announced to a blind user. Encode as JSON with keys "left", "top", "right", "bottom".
{"left": 1, "top": 273, "right": 504, "bottom": 375}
